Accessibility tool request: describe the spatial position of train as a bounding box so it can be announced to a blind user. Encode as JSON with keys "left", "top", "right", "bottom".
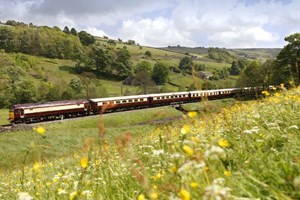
{"left": 8, "top": 87, "right": 260, "bottom": 124}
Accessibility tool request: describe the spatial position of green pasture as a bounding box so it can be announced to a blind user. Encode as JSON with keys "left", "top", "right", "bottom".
{"left": 0, "top": 109, "right": 8, "bottom": 125}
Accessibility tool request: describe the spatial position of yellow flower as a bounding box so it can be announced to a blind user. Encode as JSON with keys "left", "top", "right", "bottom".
{"left": 261, "top": 91, "right": 270, "bottom": 96}
{"left": 187, "top": 111, "right": 197, "bottom": 118}
{"left": 170, "top": 166, "right": 178, "bottom": 173}
{"left": 80, "top": 157, "right": 88, "bottom": 168}
{"left": 154, "top": 173, "right": 162, "bottom": 180}
{"left": 69, "top": 191, "right": 78, "bottom": 200}
{"left": 224, "top": 170, "right": 231, "bottom": 177}
{"left": 35, "top": 126, "right": 46, "bottom": 135}
{"left": 181, "top": 125, "right": 190, "bottom": 134}
{"left": 280, "top": 83, "right": 284, "bottom": 88}
{"left": 190, "top": 136, "right": 200, "bottom": 143}
{"left": 179, "top": 189, "right": 190, "bottom": 200}
{"left": 190, "top": 182, "right": 199, "bottom": 188}
{"left": 218, "top": 139, "right": 229, "bottom": 148}
{"left": 137, "top": 194, "right": 145, "bottom": 200}
{"left": 183, "top": 145, "right": 194, "bottom": 156}
{"left": 33, "top": 162, "right": 40, "bottom": 171}
{"left": 150, "top": 192, "right": 158, "bottom": 199}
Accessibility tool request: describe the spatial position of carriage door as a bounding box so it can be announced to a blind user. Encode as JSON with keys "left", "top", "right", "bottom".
{"left": 20, "top": 109, "right": 25, "bottom": 118}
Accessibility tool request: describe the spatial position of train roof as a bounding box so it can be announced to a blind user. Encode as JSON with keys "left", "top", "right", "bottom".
{"left": 189, "top": 88, "right": 242, "bottom": 93}
{"left": 12, "top": 100, "right": 88, "bottom": 109}
{"left": 148, "top": 91, "right": 190, "bottom": 97}
{"left": 89, "top": 94, "right": 150, "bottom": 102}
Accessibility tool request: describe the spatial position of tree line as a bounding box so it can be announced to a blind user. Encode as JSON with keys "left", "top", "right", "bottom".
{"left": 230, "top": 33, "right": 300, "bottom": 87}
{"left": 0, "top": 20, "right": 96, "bottom": 59}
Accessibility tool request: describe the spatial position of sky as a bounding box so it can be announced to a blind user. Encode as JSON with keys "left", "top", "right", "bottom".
{"left": 0, "top": 0, "right": 299, "bottom": 48}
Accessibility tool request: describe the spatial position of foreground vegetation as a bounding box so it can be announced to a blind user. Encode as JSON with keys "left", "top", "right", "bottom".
{"left": 0, "top": 87, "right": 299, "bottom": 199}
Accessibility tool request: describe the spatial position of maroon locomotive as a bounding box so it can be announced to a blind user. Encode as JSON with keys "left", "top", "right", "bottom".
{"left": 9, "top": 100, "right": 90, "bottom": 123}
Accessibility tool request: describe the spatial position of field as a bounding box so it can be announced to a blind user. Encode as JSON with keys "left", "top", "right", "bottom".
{"left": 0, "top": 86, "right": 299, "bottom": 199}
{"left": 0, "top": 109, "right": 8, "bottom": 125}
{"left": 0, "top": 99, "right": 236, "bottom": 169}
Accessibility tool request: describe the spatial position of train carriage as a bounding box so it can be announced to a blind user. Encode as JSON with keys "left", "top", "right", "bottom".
{"left": 149, "top": 92, "right": 190, "bottom": 106}
{"left": 89, "top": 94, "right": 150, "bottom": 114}
{"left": 9, "top": 100, "right": 90, "bottom": 123}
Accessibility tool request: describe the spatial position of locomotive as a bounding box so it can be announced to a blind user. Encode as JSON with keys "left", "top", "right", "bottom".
{"left": 8, "top": 87, "right": 257, "bottom": 124}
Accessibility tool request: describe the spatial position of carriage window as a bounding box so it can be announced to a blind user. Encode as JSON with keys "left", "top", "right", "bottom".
{"left": 128, "top": 99, "right": 133, "bottom": 102}
{"left": 116, "top": 101, "right": 121, "bottom": 104}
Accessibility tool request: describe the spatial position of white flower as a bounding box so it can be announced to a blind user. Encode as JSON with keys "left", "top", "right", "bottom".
{"left": 204, "top": 146, "right": 225, "bottom": 158}
{"left": 244, "top": 126, "right": 259, "bottom": 134}
{"left": 17, "top": 192, "right": 33, "bottom": 200}
{"left": 152, "top": 149, "right": 164, "bottom": 156}
{"left": 58, "top": 189, "right": 67, "bottom": 195}
{"left": 204, "top": 178, "right": 231, "bottom": 200}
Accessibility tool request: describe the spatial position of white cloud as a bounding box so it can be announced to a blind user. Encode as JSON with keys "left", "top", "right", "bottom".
{"left": 208, "top": 27, "right": 279, "bottom": 48}
{"left": 118, "top": 17, "right": 196, "bottom": 47}
{"left": 0, "top": 0, "right": 299, "bottom": 48}
{"left": 84, "top": 27, "right": 107, "bottom": 37}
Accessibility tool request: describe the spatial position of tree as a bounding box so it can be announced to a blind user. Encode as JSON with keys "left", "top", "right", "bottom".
{"left": 113, "top": 47, "right": 132, "bottom": 79}
{"left": 92, "top": 47, "right": 111, "bottom": 75}
{"left": 70, "top": 28, "right": 77, "bottom": 36}
{"left": 69, "top": 77, "right": 83, "bottom": 93}
{"left": 107, "top": 39, "right": 117, "bottom": 46}
{"left": 152, "top": 62, "right": 169, "bottom": 85}
{"left": 275, "top": 33, "right": 300, "bottom": 85}
{"left": 78, "top": 31, "right": 95, "bottom": 46}
{"left": 179, "top": 56, "right": 193, "bottom": 73}
{"left": 14, "top": 80, "right": 37, "bottom": 104}
{"left": 133, "top": 70, "right": 156, "bottom": 94}
{"left": 134, "top": 61, "right": 152, "bottom": 74}
{"left": 237, "top": 61, "right": 264, "bottom": 87}
{"left": 126, "top": 40, "right": 135, "bottom": 45}
{"left": 0, "top": 27, "right": 14, "bottom": 52}
{"left": 79, "top": 72, "right": 96, "bottom": 99}
{"left": 261, "top": 59, "right": 276, "bottom": 86}
{"left": 145, "top": 50, "right": 152, "bottom": 57}
{"left": 63, "top": 26, "right": 70, "bottom": 34}
{"left": 229, "top": 61, "right": 240, "bottom": 75}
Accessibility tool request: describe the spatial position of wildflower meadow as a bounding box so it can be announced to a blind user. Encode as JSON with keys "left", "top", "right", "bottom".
{"left": 0, "top": 86, "right": 299, "bottom": 199}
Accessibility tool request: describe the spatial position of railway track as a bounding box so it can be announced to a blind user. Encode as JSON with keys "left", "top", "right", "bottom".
{"left": 0, "top": 124, "right": 33, "bottom": 133}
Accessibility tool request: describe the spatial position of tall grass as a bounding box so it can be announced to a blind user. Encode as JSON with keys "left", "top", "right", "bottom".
{"left": 0, "top": 87, "right": 299, "bottom": 199}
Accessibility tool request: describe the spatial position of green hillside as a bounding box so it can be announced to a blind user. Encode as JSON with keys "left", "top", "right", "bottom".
{"left": 0, "top": 21, "right": 292, "bottom": 111}
{"left": 162, "top": 46, "right": 281, "bottom": 61}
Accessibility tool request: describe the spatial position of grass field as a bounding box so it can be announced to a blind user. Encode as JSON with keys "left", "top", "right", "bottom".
{"left": 0, "top": 86, "right": 299, "bottom": 199}
{"left": 0, "top": 109, "right": 8, "bottom": 125}
{"left": 0, "top": 99, "right": 236, "bottom": 170}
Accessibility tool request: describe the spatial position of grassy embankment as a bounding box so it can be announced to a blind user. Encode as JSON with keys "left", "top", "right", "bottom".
{"left": 0, "top": 109, "right": 8, "bottom": 125}
{"left": 0, "top": 86, "right": 299, "bottom": 199}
